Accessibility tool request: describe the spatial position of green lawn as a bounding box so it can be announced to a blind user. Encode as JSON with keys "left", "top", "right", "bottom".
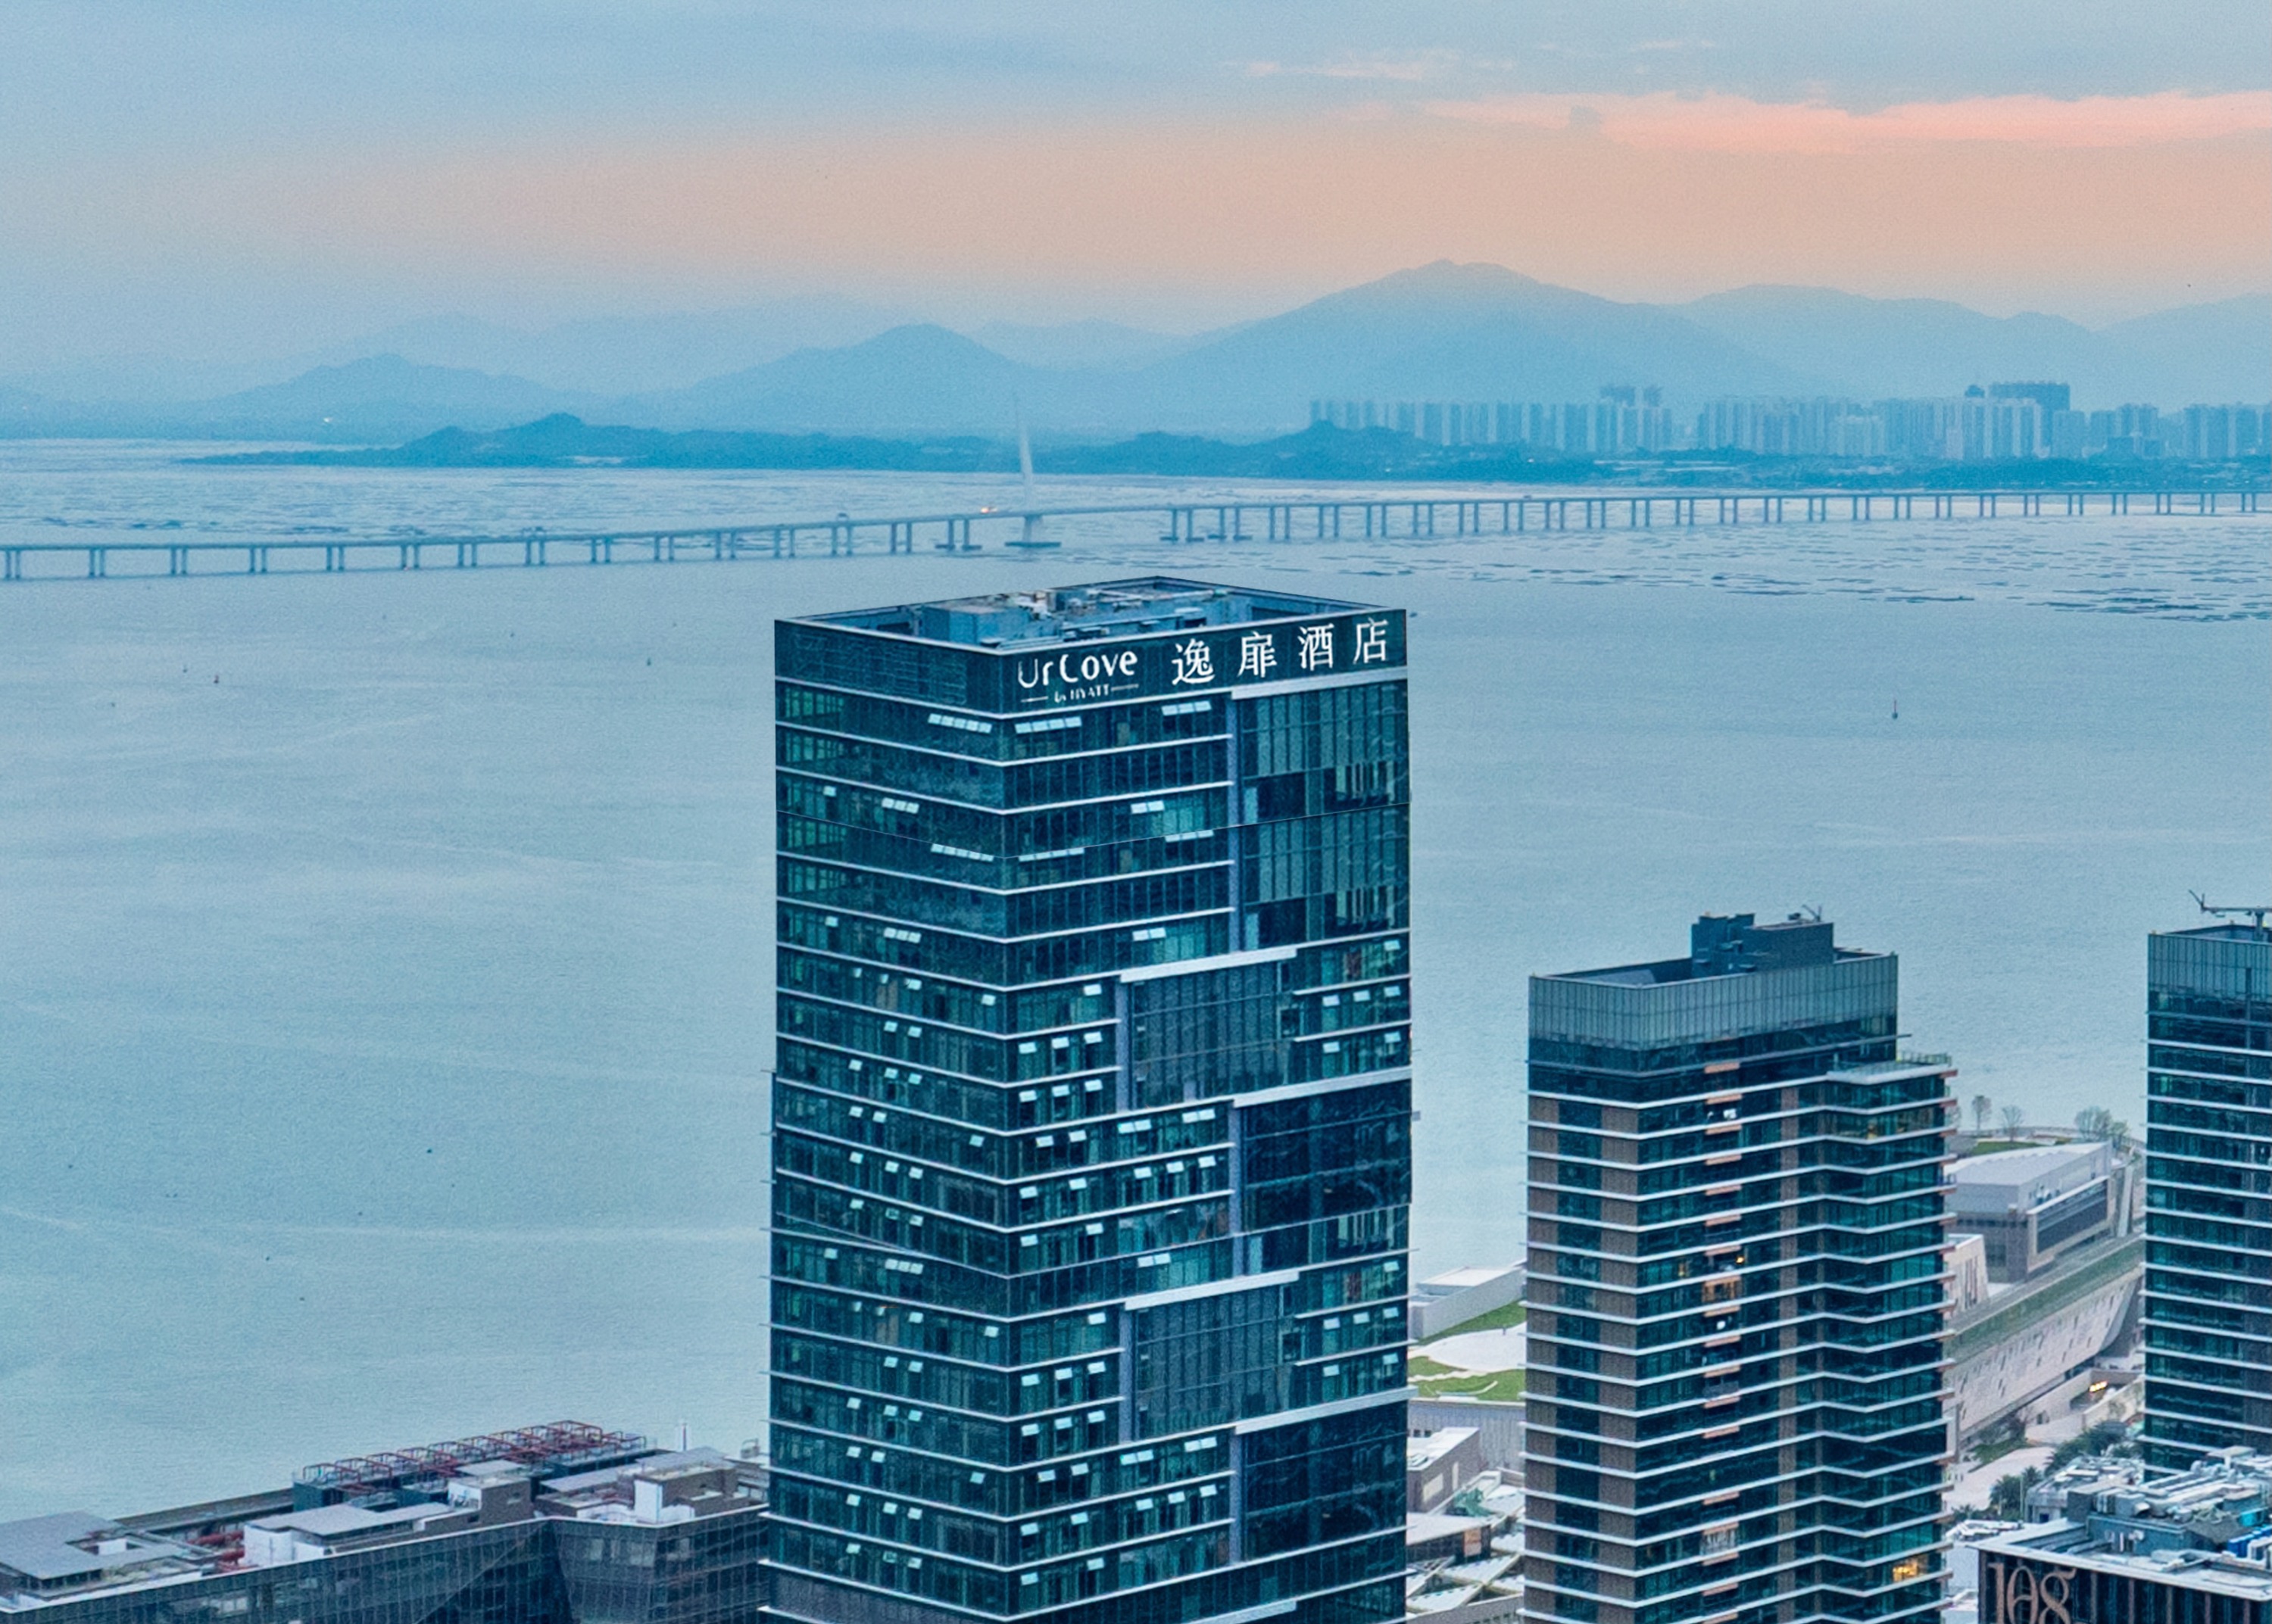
{"left": 1424, "top": 1299, "right": 1528, "bottom": 1341}
{"left": 1410, "top": 1355, "right": 1527, "bottom": 1403}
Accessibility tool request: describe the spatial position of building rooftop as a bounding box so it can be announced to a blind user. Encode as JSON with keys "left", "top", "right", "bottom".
{"left": 1977, "top": 1448, "right": 2272, "bottom": 1596}
{"left": 1531, "top": 912, "right": 1897, "bottom": 1050}
{"left": 0, "top": 1515, "right": 197, "bottom": 1588}
{"left": 1405, "top": 1512, "right": 1496, "bottom": 1548}
{"left": 291, "top": 1420, "right": 646, "bottom": 1507}
{"left": 1417, "top": 1267, "right": 1520, "bottom": 1295}
{"left": 2152, "top": 922, "right": 2272, "bottom": 945}
{"left": 1408, "top": 1429, "right": 1481, "bottom": 1474}
{"left": 1949, "top": 1141, "right": 2111, "bottom": 1209}
{"left": 0, "top": 1426, "right": 760, "bottom": 1611}
{"left": 791, "top": 578, "right": 1376, "bottom": 650}
{"left": 1980, "top": 1523, "right": 2272, "bottom": 1602}
{"left": 2149, "top": 924, "right": 2272, "bottom": 999}
{"left": 1544, "top": 913, "right": 1876, "bottom": 989}
{"left": 254, "top": 1503, "right": 439, "bottom": 1539}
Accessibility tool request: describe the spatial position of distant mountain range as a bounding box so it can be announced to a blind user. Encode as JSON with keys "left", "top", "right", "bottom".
{"left": 1669, "top": 285, "right": 2268, "bottom": 405}
{"left": 5, "top": 263, "right": 2264, "bottom": 442}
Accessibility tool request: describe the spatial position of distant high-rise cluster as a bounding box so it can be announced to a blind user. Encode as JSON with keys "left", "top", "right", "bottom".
{"left": 1309, "top": 386, "right": 2271, "bottom": 463}
{"left": 1696, "top": 387, "right": 2270, "bottom": 463}
{"left": 1310, "top": 390, "right": 1678, "bottom": 455}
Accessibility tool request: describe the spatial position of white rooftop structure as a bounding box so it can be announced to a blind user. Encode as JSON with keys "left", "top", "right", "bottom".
{"left": 1949, "top": 1141, "right": 2110, "bottom": 1214}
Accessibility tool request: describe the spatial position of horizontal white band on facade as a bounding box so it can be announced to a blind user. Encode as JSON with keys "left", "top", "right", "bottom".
{"left": 1230, "top": 1067, "right": 1413, "bottom": 1110}
{"left": 779, "top": 762, "right": 1236, "bottom": 815}
{"left": 784, "top": 849, "right": 1229, "bottom": 899}
{"left": 782, "top": 877, "right": 1245, "bottom": 940}
{"left": 1119, "top": 943, "right": 1300, "bottom": 983}
{"left": 778, "top": 716, "right": 1228, "bottom": 769}
{"left": 780, "top": 941, "right": 1406, "bottom": 1024}
{"left": 1122, "top": 1267, "right": 1304, "bottom": 1312}
{"left": 1231, "top": 1386, "right": 1412, "bottom": 1434}
{"left": 1210, "top": 1602, "right": 1299, "bottom": 1624}
{"left": 1230, "top": 669, "right": 1407, "bottom": 700}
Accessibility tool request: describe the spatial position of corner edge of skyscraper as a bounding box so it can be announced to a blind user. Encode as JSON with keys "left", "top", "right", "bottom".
{"left": 766, "top": 578, "right": 1415, "bottom": 1624}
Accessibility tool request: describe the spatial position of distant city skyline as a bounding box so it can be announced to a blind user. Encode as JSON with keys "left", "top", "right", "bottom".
{"left": 1, "top": 3, "right": 2264, "bottom": 367}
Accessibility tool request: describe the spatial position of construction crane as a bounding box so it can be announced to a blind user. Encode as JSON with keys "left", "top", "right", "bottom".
{"left": 2189, "top": 891, "right": 2272, "bottom": 932}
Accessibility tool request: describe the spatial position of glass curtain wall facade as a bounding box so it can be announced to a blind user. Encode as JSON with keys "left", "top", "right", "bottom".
{"left": 765, "top": 580, "right": 1413, "bottom": 1624}
{"left": 2142, "top": 923, "right": 2272, "bottom": 1467}
{"left": 1521, "top": 915, "right": 1952, "bottom": 1624}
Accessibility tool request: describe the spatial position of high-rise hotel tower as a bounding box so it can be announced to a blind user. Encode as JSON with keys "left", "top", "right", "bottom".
{"left": 766, "top": 581, "right": 1413, "bottom": 1624}
{"left": 1522, "top": 914, "right": 1952, "bottom": 1624}
{"left": 2142, "top": 920, "right": 2272, "bottom": 1467}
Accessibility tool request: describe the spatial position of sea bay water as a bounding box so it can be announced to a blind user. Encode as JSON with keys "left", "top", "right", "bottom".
{"left": 0, "top": 441, "right": 2264, "bottom": 1518}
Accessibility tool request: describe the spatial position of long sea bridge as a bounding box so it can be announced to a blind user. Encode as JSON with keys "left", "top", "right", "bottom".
{"left": 4, "top": 486, "right": 2261, "bottom": 581}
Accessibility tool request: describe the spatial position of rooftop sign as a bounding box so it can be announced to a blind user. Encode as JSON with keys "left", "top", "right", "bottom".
{"left": 1009, "top": 609, "right": 1406, "bottom": 708}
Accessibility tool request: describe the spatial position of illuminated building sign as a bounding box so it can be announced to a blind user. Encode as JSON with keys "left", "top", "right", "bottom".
{"left": 1007, "top": 611, "right": 1406, "bottom": 707}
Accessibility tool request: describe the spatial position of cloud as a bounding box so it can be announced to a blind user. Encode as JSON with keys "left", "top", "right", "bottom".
{"left": 1244, "top": 50, "right": 1479, "bottom": 84}
{"left": 1423, "top": 89, "right": 2272, "bottom": 152}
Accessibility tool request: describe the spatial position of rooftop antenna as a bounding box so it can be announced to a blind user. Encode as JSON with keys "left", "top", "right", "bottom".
{"left": 2189, "top": 890, "right": 2272, "bottom": 932}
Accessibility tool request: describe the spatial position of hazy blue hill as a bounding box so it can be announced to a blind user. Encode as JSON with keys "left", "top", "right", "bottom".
{"left": 969, "top": 318, "right": 1203, "bottom": 372}
{"left": 345, "top": 295, "right": 913, "bottom": 394}
{"left": 2096, "top": 296, "right": 2272, "bottom": 405}
{"left": 2, "top": 354, "right": 297, "bottom": 407}
{"left": 187, "top": 354, "right": 596, "bottom": 438}
{"left": 11, "top": 267, "right": 2261, "bottom": 444}
{"left": 201, "top": 413, "right": 1011, "bottom": 471}
{"left": 1672, "top": 285, "right": 2272, "bottom": 405}
{"left": 634, "top": 323, "right": 1047, "bottom": 433}
{"left": 1112, "top": 261, "right": 1820, "bottom": 431}
{"left": 1677, "top": 286, "right": 2106, "bottom": 399}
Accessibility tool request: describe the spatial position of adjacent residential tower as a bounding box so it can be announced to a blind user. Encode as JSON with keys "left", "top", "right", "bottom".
{"left": 1522, "top": 913, "right": 1953, "bottom": 1624}
{"left": 2141, "top": 920, "right": 2272, "bottom": 1467}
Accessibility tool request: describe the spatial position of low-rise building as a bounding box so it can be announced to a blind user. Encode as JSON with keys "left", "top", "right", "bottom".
{"left": 1406, "top": 1470, "right": 1523, "bottom": 1621}
{"left": 0, "top": 1423, "right": 766, "bottom": 1624}
{"left": 1974, "top": 1449, "right": 2272, "bottom": 1624}
{"left": 1409, "top": 1428, "right": 1487, "bottom": 1514}
{"left": 1950, "top": 1232, "right": 1993, "bottom": 1313}
{"left": 1952, "top": 1142, "right": 2125, "bottom": 1283}
{"left": 1412, "top": 1264, "right": 1525, "bottom": 1341}
{"left": 1409, "top": 1398, "right": 1525, "bottom": 1475}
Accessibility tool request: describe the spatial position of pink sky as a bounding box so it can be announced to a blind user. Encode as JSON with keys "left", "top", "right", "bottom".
{"left": 5, "top": 87, "right": 2266, "bottom": 349}
{"left": 259, "top": 94, "right": 2272, "bottom": 316}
